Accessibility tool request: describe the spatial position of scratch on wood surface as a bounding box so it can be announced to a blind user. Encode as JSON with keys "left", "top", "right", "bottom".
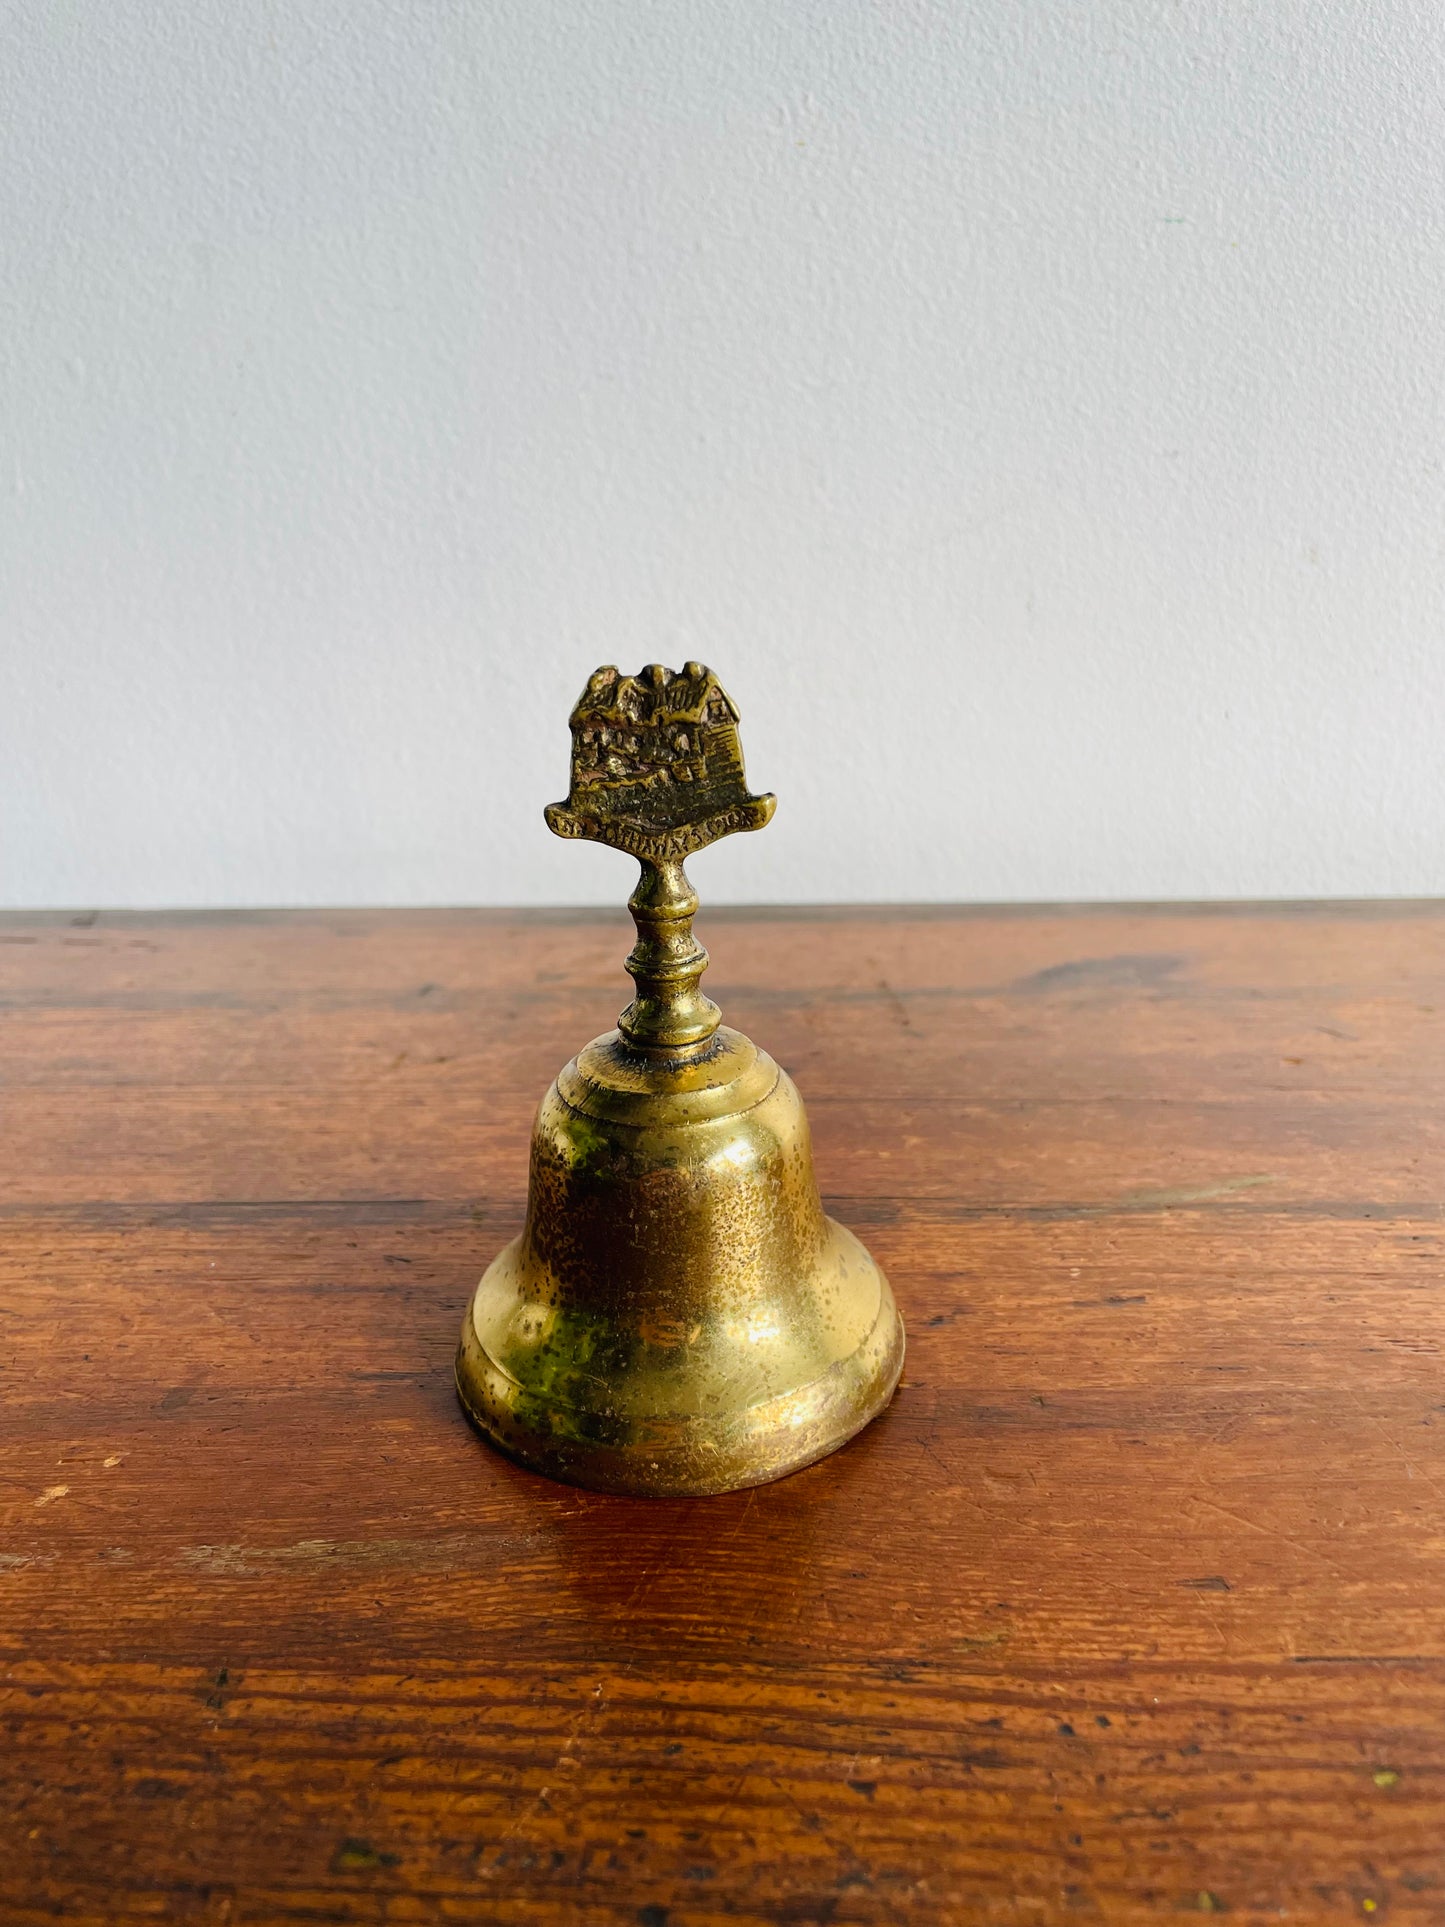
{"left": 1186, "top": 1497, "right": 1348, "bottom": 1581}
{"left": 180, "top": 1532, "right": 541, "bottom": 1574}
{"left": 1343, "top": 1388, "right": 1445, "bottom": 1507}
{"left": 1117, "top": 1176, "right": 1278, "bottom": 1208}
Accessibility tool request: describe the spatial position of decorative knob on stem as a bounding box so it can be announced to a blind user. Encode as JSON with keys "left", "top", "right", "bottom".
{"left": 545, "top": 663, "right": 775, "bottom": 1054}
{"left": 621, "top": 857, "right": 716, "bottom": 1050}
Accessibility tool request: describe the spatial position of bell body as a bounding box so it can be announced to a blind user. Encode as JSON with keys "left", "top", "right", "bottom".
{"left": 457, "top": 1025, "right": 904, "bottom": 1496}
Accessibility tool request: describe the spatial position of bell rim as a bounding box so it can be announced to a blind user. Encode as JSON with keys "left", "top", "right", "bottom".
{"left": 456, "top": 1254, "right": 905, "bottom": 1498}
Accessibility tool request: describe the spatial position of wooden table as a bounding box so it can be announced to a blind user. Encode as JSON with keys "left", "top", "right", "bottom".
{"left": 3, "top": 904, "right": 1444, "bottom": 1925}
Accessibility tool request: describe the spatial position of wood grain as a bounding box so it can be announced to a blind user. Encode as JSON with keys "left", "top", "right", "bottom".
{"left": 3, "top": 904, "right": 1444, "bottom": 1924}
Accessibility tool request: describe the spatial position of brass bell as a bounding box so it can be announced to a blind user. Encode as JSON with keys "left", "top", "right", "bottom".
{"left": 457, "top": 663, "right": 904, "bottom": 1494}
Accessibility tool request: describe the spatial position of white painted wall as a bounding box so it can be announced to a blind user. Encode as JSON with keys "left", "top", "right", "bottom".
{"left": 4, "top": 1, "right": 1443, "bottom": 909}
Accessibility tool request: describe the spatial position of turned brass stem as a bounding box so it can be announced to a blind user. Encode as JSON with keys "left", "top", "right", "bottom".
{"left": 619, "top": 857, "right": 721, "bottom": 1051}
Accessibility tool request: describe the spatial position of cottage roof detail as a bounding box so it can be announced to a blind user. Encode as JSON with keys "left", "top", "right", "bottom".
{"left": 569, "top": 662, "right": 739, "bottom": 732}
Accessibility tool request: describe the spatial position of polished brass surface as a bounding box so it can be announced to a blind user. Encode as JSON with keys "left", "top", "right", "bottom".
{"left": 457, "top": 663, "right": 904, "bottom": 1494}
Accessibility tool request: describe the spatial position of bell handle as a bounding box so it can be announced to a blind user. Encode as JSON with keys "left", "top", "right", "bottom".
{"left": 618, "top": 856, "right": 721, "bottom": 1051}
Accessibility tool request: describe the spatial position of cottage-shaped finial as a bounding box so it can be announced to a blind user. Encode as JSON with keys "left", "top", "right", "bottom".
{"left": 545, "top": 662, "right": 773, "bottom": 862}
